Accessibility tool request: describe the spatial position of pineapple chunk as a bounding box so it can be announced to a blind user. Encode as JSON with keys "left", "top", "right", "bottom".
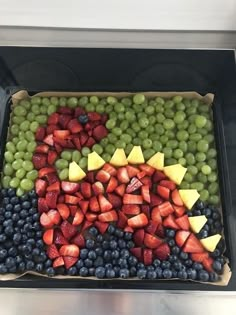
{"left": 147, "top": 152, "right": 164, "bottom": 170}
{"left": 179, "top": 189, "right": 200, "bottom": 210}
{"left": 189, "top": 215, "right": 207, "bottom": 233}
{"left": 110, "top": 148, "right": 128, "bottom": 166}
{"left": 164, "top": 164, "right": 187, "bottom": 185}
{"left": 200, "top": 234, "right": 221, "bottom": 252}
{"left": 69, "top": 161, "right": 86, "bottom": 181}
{"left": 127, "top": 146, "right": 144, "bottom": 164}
{"left": 88, "top": 151, "right": 105, "bottom": 171}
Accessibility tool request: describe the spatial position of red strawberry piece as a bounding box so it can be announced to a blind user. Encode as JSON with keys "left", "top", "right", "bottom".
{"left": 127, "top": 213, "right": 148, "bottom": 228}
{"left": 153, "top": 170, "right": 167, "bottom": 183}
{"left": 35, "top": 179, "right": 47, "bottom": 197}
{"left": 48, "top": 112, "right": 59, "bottom": 125}
{"left": 155, "top": 224, "right": 165, "bottom": 238}
{"left": 46, "top": 191, "right": 58, "bottom": 209}
{"left": 126, "top": 177, "right": 142, "bottom": 193}
{"left": 124, "top": 226, "right": 134, "bottom": 233}
{"left": 47, "top": 150, "right": 58, "bottom": 165}
{"left": 102, "top": 163, "right": 117, "bottom": 176}
{"left": 67, "top": 119, "right": 83, "bottom": 134}
{"left": 71, "top": 233, "right": 85, "bottom": 247}
{"left": 143, "top": 248, "right": 153, "bottom": 265}
{"left": 85, "top": 137, "right": 96, "bottom": 148}
{"left": 57, "top": 204, "right": 70, "bottom": 220}
{"left": 126, "top": 165, "right": 140, "bottom": 178}
{"left": 123, "top": 194, "right": 143, "bottom": 205}
{"left": 140, "top": 176, "right": 152, "bottom": 188}
{"left": 58, "top": 106, "right": 73, "bottom": 115}
{"left": 85, "top": 171, "right": 95, "bottom": 184}
{"left": 133, "top": 229, "right": 145, "bottom": 246}
{"left": 47, "top": 244, "right": 60, "bottom": 259}
{"left": 154, "top": 243, "right": 170, "bottom": 260}
{"left": 139, "top": 164, "right": 155, "bottom": 176}
{"left": 54, "top": 230, "right": 69, "bottom": 245}
{"left": 75, "top": 192, "right": 83, "bottom": 200}
{"left": 94, "top": 221, "right": 109, "bottom": 234}
{"left": 47, "top": 181, "right": 60, "bottom": 193}
{"left": 92, "top": 182, "right": 104, "bottom": 196}
{"left": 173, "top": 205, "right": 186, "bottom": 217}
{"left": 98, "top": 194, "right": 113, "bottom": 212}
{"left": 61, "top": 181, "right": 79, "bottom": 194}
{"left": 73, "top": 209, "right": 84, "bottom": 225}
{"left": 107, "top": 193, "right": 122, "bottom": 208}
{"left": 151, "top": 206, "right": 162, "bottom": 225}
{"left": 202, "top": 257, "right": 214, "bottom": 273}
{"left": 175, "top": 230, "right": 191, "bottom": 247}
{"left": 159, "top": 180, "right": 176, "bottom": 191}
{"left": 172, "top": 189, "right": 184, "bottom": 206}
{"left": 191, "top": 252, "right": 209, "bottom": 263}
{"left": 141, "top": 185, "right": 151, "bottom": 203}
{"left": 65, "top": 194, "right": 80, "bottom": 204}
{"left": 72, "top": 137, "right": 81, "bottom": 151}
{"left": 145, "top": 220, "right": 158, "bottom": 234}
{"left": 40, "top": 213, "right": 53, "bottom": 228}
{"left": 87, "top": 112, "right": 101, "bottom": 121}
{"left": 38, "top": 167, "right": 56, "bottom": 179}
{"left": 96, "top": 170, "right": 111, "bottom": 183}
{"left": 141, "top": 205, "right": 151, "bottom": 219}
{"left": 53, "top": 130, "right": 70, "bottom": 139}
{"left": 117, "top": 211, "right": 128, "bottom": 229}
{"left": 47, "top": 124, "right": 60, "bottom": 135}
{"left": 69, "top": 205, "right": 78, "bottom": 216}
{"left": 38, "top": 198, "right": 49, "bottom": 213}
{"left": 81, "top": 220, "right": 93, "bottom": 231}
{"left": 144, "top": 233, "right": 163, "bottom": 249}
{"left": 54, "top": 137, "right": 74, "bottom": 149}
{"left": 53, "top": 256, "right": 64, "bottom": 268}
{"left": 86, "top": 212, "right": 98, "bottom": 222}
{"left": 157, "top": 185, "right": 170, "bottom": 200}
{"left": 47, "top": 209, "right": 61, "bottom": 225}
{"left": 93, "top": 125, "right": 108, "bottom": 141}
{"left": 175, "top": 214, "right": 190, "bottom": 230}
{"left": 115, "top": 184, "right": 126, "bottom": 197}
{"left": 35, "top": 126, "right": 46, "bottom": 141}
{"left": 101, "top": 113, "right": 108, "bottom": 124}
{"left": 45, "top": 173, "right": 59, "bottom": 186}
{"left": 80, "top": 182, "right": 92, "bottom": 198}
{"left": 55, "top": 143, "right": 63, "bottom": 154}
{"left": 64, "top": 256, "right": 78, "bottom": 269}
{"left": 122, "top": 205, "right": 140, "bottom": 215}
{"left": 78, "top": 200, "right": 89, "bottom": 214}
{"left": 130, "top": 247, "right": 142, "bottom": 261}
{"left": 43, "top": 229, "right": 54, "bottom": 245}
{"left": 44, "top": 134, "right": 54, "bottom": 146}
{"left": 163, "top": 214, "right": 180, "bottom": 230}
{"left": 150, "top": 193, "right": 163, "bottom": 207}
{"left": 98, "top": 210, "right": 118, "bottom": 222}
{"left": 106, "top": 177, "right": 118, "bottom": 193}
{"left": 183, "top": 234, "right": 205, "bottom": 253}
{"left": 61, "top": 220, "right": 77, "bottom": 240}
{"left": 158, "top": 201, "right": 174, "bottom": 217}
{"left": 59, "top": 244, "right": 80, "bottom": 258}
{"left": 58, "top": 195, "right": 65, "bottom": 204}
{"left": 35, "top": 144, "right": 49, "bottom": 154}
{"left": 74, "top": 107, "right": 85, "bottom": 117}
{"left": 85, "top": 121, "right": 98, "bottom": 131}
{"left": 137, "top": 171, "right": 146, "bottom": 180}
{"left": 89, "top": 196, "right": 100, "bottom": 212}
{"left": 117, "top": 167, "right": 130, "bottom": 184}
{"left": 79, "top": 131, "right": 89, "bottom": 146}
{"left": 33, "top": 154, "right": 47, "bottom": 170}
{"left": 59, "top": 114, "right": 72, "bottom": 129}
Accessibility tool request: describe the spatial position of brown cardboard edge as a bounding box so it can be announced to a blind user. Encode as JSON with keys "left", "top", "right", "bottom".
{"left": 8, "top": 90, "right": 232, "bottom": 286}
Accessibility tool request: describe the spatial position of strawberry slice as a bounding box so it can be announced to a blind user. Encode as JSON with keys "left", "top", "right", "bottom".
{"left": 117, "top": 211, "right": 128, "bottom": 229}
{"left": 47, "top": 209, "right": 61, "bottom": 225}
{"left": 117, "top": 167, "right": 130, "bottom": 184}
{"left": 159, "top": 180, "right": 176, "bottom": 191}
{"left": 73, "top": 209, "right": 84, "bottom": 225}
{"left": 89, "top": 196, "right": 100, "bottom": 212}
{"left": 86, "top": 212, "right": 97, "bottom": 222}
{"left": 183, "top": 234, "right": 205, "bottom": 253}
{"left": 69, "top": 205, "right": 78, "bottom": 216}
{"left": 172, "top": 189, "right": 184, "bottom": 206}
{"left": 44, "top": 134, "right": 54, "bottom": 146}
{"left": 61, "top": 221, "right": 77, "bottom": 240}
{"left": 107, "top": 193, "right": 122, "bottom": 208}
{"left": 67, "top": 119, "right": 83, "bottom": 134}
{"left": 47, "top": 150, "right": 58, "bottom": 166}
{"left": 80, "top": 182, "right": 92, "bottom": 199}
{"left": 130, "top": 247, "right": 142, "bottom": 260}
{"left": 143, "top": 248, "right": 153, "bottom": 265}
{"left": 152, "top": 170, "right": 167, "bottom": 183}
{"left": 92, "top": 182, "right": 104, "bottom": 196}
{"left": 87, "top": 112, "right": 101, "bottom": 121}
{"left": 74, "top": 107, "right": 85, "bottom": 117}
{"left": 150, "top": 193, "right": 163, "bottom": 207}
{"left": 71, "top": 233, "right": 85, "bottom": 247}
{"left": 158, "top": 201, "right": 174, "bottom": 217}
{"left": 153, "top": 243, "right": 170, "bottom": 260}
{"left": 64, "top": 256, "right": 78, "bottom": 269}
{"left": 144, "top": 233, "right": 163, "bottom": 249}
{"left": 139, "top": 164, "right": 155, "bottom": 176}
{"left": 106, "top": 177, "right": 118, "bottom": 193}
{"left": 35, "top": 179, "right": 47, "bottom": 197}
{"left": 94, "top": 221, "right": 109, "bottom": 234}
{"left": 126, "top": 165, "right": 140, "bottom": 178}
{"left": 191, "top": 252, "right": 209, "bottom": 263}
{"left": 59, "top": 244, "right": 80, "bottom": 257}
{"left": 98, "top": 210, "right": 118, "bottom": 222}
{"left": 54, "top": 137, "right": 74, "bottom": 149}
{"left": 57, "top": 204, "right": 70, "bottom": 220}
{"left": 141, "top": 205, "right": 150, "bottom": 219}
{"left": 32, "top": 154, "right": 47, "bottom": 169}
{"left": 157, "top": 185, "right": 170, "bottom": 200}
{"left": 133, "top": 229, "right": 145, "bottom": 246}
{"left": 79, "top": 131, "right": 89, "bottom": 146}
{"left": 137, "top": 171, "right": 146, "bottom": 180}
{"left": 127, "top": 213, "right": 148, "bottom": 228}
{"left": 92, "top": 125, "right": 108, "bottom": 141}
{"left": 54, "top": 230, "right": 69, "bottom": 245}
{"left": 61, "top": 181, "right": 80, "bottom": 194}
{"left": 163, "top": 214, "right": 180, "bottom": 230}
{"left": 35, "top": 144, "right": 49, "bottom": 154}
{"left": 43, "top": 229, "right": 54, "bottom": 245}
{"left": 47, "top": 244, "right": 60, "bottom": 259}
{"left": 40, "top": 213, "right": 53, "bottom": 228}
{"left": 115, "top": 184, "right": 126, "bottom": 197}
{"left": 98, "top": 195, "right": 113, "bottom": 212}
{"left": 123, "top": 194, "right": 143, "bottom": 205}
{"left": 55, "top": 143, "right": 63, "bottom": 154}
{"left": 141, "top": 185, "right": 151, "bottom": 203}
{"left": 175, "top": 230, "right": 191, "bottom": 247}
{"left": 48, "top": 112, "right": 59, "bottom": 125}
{"left": 35, "top": 126, "right": 46, "bottom": 141}
{"left": 38, "top": 198, "right": 49, "bottom": 213}
{"left": 53, "top": 256, "right": 64, "bottom": 268}
{"left": 151, "top": 207, "right": 162, "bottom": 225}
{"left": 72, "top": 137, "right": 81, "bottom": 151}
{"left": 202, "top": 257, "right": 214, "bottom": 273}
{"left": 173, "top": 205, "right": 186, "bottom": 217}
{"left": 46, "top": 191, "right": 58, "bottom": 209}
{"left": 102, "top": 163, "right": 117, "bottom": 176}
{"left": 96, "top": 170, "right": 111, "bottom": 183}
{"left": 122, "top": 205, "right": 140, "bottom": 215}
{"left": 85, "top": 171, "right": 95, "bottom": 184}
{"left": 46, "top": 173, "right": 60, "bottom": 186}
{"left": 78, "top": 200, "right": 89, "bottom": 214}
{"left": 155, "top": 224, "right": 165, "bottom": 238}
{"left": 126, "top": 177, "right": 143, "bottom": 193}
{"left": 85, "top": 137, "right": 96, "bottom": 148}
{"left": 47, "top": 181, "right": 60, "bottom": 193}
{"left": 58, "top": 107, "right": 73, "bottom": 115}
{"left": 175, "top": 214, "right": 190, "bottom": 230}
{"left": 65, "top": 194, "right": 80, "bottom": 204}
{"left": 38, "top": 167, "right": 56, "bottom": 179}
{"left": 145, "top": 220, "right": 158, "bottom": 234}
{"left": 140, "top": 176, "right": 152, "bottom": 188}
{"left": 124, "top": 226, "right": 134, "bottom": 233}
{"left": 47, "top": 124, "right": 60, "bottom": 135}
{"left": 59, "top": 114, "right": 72, "bottom": 129}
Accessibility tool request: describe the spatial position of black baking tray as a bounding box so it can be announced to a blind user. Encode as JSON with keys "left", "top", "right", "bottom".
{"left": 0, "top": 48, "right": 235, "bottom": 291}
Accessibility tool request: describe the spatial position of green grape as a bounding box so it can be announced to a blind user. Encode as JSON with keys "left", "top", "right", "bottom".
{"left": 165, "top": 100, "right": 175, "bottom": 108}
{"left": 173, "top": 149, "right": 183, "bottom": 159}
{"left": 174, "top": 111, "right": 186, "bottom": 124}
{"left": 120, "top": 134, "right": 132, "bottom": 144}
{"left": 12, "top": 137, "right": 19, "bottom": 145}
{"left": 96, "top": 104, "right": 105, "bottom": 113}
{"left": 89, "top": 96, "right": 99, "bottom": 105}
{"left": 146, "top": 125, "right": 155, "bottom": 134}
{"left": 79, "top": 157, "right": 88, "bottom": 169}
{"left": 50, "top": 97, "right": 59, "bottom": 106}
{"left": 61, "top": 150, "right": 72, "bottom": 161}
{"left": 177, "top": 120, "right": 189, "bottom": 130}
{"left": 4, "top": 151, "right": 14, "bottom": 163}
{"left": 72, "top": 150, "right": 82, "bottom": 163}
{"left": 126, "top": 128, "right": 136, "bottom": 138}
{"left": 100, "top": 98, "right": 107, "bottom": 106}
{"left": 85, "top": 103, "right": 95, "bottom": 112}
{"left": 207, "top": 148, "right": 217, "bottom": 159}
{"left": 40, "top": 106, "right": 48, "bottom": 115}
{"left": 31, "top": 96, "right": 41, "bottom": 105}
{"left": 156, "top": 113, "right": 165, "bottom": 123}
{"left": 106, "top": 96, "right": 117, "bottom": 105}
{"left": 196, "top": 161, "right": 205, "bottom": 171}
{"left": 105, "top": 144, "right": 116, "bottom": 154}
{"left": 191, "top": 99, "right": 199, "bottom": 108}
{"left": 11, "top": 124, "right": 20, "bottom": 135}
{"left": 25, "top": 131, "right": 35, "bottom": 142}
{"left": 188, "top": 114, "right": 198, "bottom": 123}
{"left": 186, "top": 106, "right": 197, "bottom": 116}
{"left": 20, "top": 178, "right": 34, "bottom": 190}
{"left": 55, "top": 159, "right": 69, "bottom": 170}
{"left": 20, "top": 99, "right": 31, "bottom": 110}
{"left": 18, "top": 131, "right": 26, "bottom": 140}
{"left": 36, "top": 115, "right": 47, "bottom": 124}
{"left": 155, "top": 97, "right": 165, "bottom": 105}
{"left": 149, "top": 134, "right": 159, "bottom": 141}
{"left": 197, "top": 128, "right": 208, "bottom": 136}
{"left": 27, "top": 112, "right": 35, "bottom": 122}
{"left": 10, "top": 177, "right": 20, "bottom": 188}
{"left": 3, "top": 163, "right": 14, "bottom": 176}
{"left": 31, "top": 104, "right": 41, "bottom": 115}
{"left": 208, "top": 195, "right": 220, "bottom": 205}
{"left": 67, "top": 97, "right": 78, "bottom": 108}
{"left": 197, "top": 173, "right": 208, "bottom": 184}
{"left": 125, "top": 143, "right": 133, "bottom": 155}
{"left": 114, "top": 103, "right": 125, "bottom": 113}
{"left": 142, "top": 139, "right": 153, "bottom": 149}
{"left": 184, "top": 172, "right": 193, "bottom": 183}
{"left": 205, "top": 120, "right": 213, "bottom": 131}
{"left": 16, "top": 140, "right": 28, "bottom": 151}
{"left": 24, "top": 152, "right": 33, "bottom": 160}
{"left": 188, "top": 165, "right": 198, "bottom": 176}
{"left": 42, "top": 97, "right": 51, "bottom": 106}
{"left": 180, "top": 181, "right": 190, "bottom": 189}
{"left": 199, "top": 190, "right": 209, "bottom": 201}
{"left": 138, "top": 117, "right": 149, "bottom": 128}
{"left": 204, "top": 134, "right": 214, "bottom": 144}
{"left": 101, "top": 153, "right": 111, "bottom": 162}
{"left": 160, "top": 135, "right": 168, "bottom": 144}
{"left": 143, "top": 149, "right": 155, "bottom": 160}
{"left": 2, "top": 176, "right": 11, "bottom": 188}
{"left": 208, "top": 159, "right": 217, "bottom": 170}
{"left": 6, "top": 142, "right": 16, "bottom": 153}
{"left": 100, "top": 138, "right": 109, "bottom": 148}
{"left": 121, "top": 97, "right": 131, "bottom": 106}
{"left": 20, "top": 121, "right": 30, "bottom": 131}
{"left": 199, "top": 104, "right": 210, "bottom": 113}
{"left": 106, "top": 119, "right": 116, "bottom": 130}
{"left": 188, "top": 123, "right": 197, "bottom": 134}
{"left": 26, "top": 170, "right": 38, "bottom": 180}
{"left": 120, "top": 120, "right": 129, "bottom": 131}
{"left": 27, "top": 141, "right": 37, "bottom": 153}
{"left": 195, "top": 115, "right": 207, "bottom": 128}
{"left": 138, "top": 130, "right": 149, "bottom": 140}
{"left": 187, "top": 141, "right": 197, "bottom": 153}
{"left": 196, "top": 152, "right": 206, "bottom": 162}
{"left": 189, "top": 133, "right": 202, "bottom": 142}
{"left": 164, "top": 109, "right": 175, "bottom": 119}
{"left": 115, "top": 140, "right": 126, "bottom": 149}
{"left": 145, "top": 105, "right": 155, "bottom": 115}
{"left": 118, "top": 113, "right": 125, "bottom": 120}
{"left": 173, "top": 95, "right": 183, "bottom": 104}
{"left": 208, "top": 172, "right": 217, "bottom": 183}
{"left": 176, "top": 130, "right": 189, "bottom": 141}
{"left": 185, "top": 153, "right": 195, "bottom": 165}
{"left": 155, "top": 104, "right": 164, "bottom": 113}
{"left": 13, "top": 105, "right": 27, "bottom": 117}
{"left": 14, "top": 151, "right": 24, "bottom": 159}
{"left": 179, "top": 141, "right": 188, "bottom": 153}
{"left": 166, "top": 140, "right": 178, "bottom": 149}
{"left": 163, "top": 147, "right": 172, "bottom": 158}
{"left": 125, "top": 111, "right": 136, "bottom": 123}
{"left": 79, "top": 96, "right": 88, "bottom": 106}
{"left": 47, "top": 104, "right": 56, "bottom": 115}
{"left": 16, "top": 187, "right": 25, "bottom": 197}
{"left": 30, "top": 121, "right": 39, "bottom": 132}
{"left": 16, "top": 168, "right": 26, "bottom": 179}
{"left": 183, "top": 99, "right": 191, "bottom": 107}
{"left": 190, "top": 182, "right": 204, "bottom": 191}
{"left": 208, "top": 182, "right": 218, "bottom": 194}
{"left": 112, "top": 127, "right": 122, "bottom": 136}
{"left": 22, "top": 161, "right": 34, "bottom": 171}
{"left": 155, "top": 124, "right": 165, "bottom": 135}
{"left": 81, "top": 147, "right": 91, "bottom": 157}
{"left": 201, "top": 165, "right": 212, "bottom": 175}
{"left": 165, "top": 158, "right": 177, "bottom": 166}
{"left": 163, "top": 119, "right": 175, "bottom": 130}
{"left": 153, "top": 141, "right": 163, "bottom": 152}
{"left": 178, "top": 157, "right": 186, "bottom": 166}
{"left": 133, "top": 94, "right": 145, "bottom": 105}
{"left": 12, "top": 116, "right": 25, "bottom": 125}
{"left": 132, "top": 138, "right": 142, "bottom": 146}
{"left": 176, "top": 102, "right": 185, "bottom": 111}
{"left": 12, "top": 159, "right": 23, "bottom": 170}
{"left": 165, "top": 130, "right": 175, "bottom": 139}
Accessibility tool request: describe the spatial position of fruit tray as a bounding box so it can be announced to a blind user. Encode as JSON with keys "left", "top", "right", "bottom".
{"left": 0, "top": 89, "right": 233, "bottom": 288}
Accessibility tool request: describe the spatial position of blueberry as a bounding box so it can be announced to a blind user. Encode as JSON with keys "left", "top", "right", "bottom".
{"left": 0, "top": 215, "right": 4, "bottom": 223}
{"left": 124, "top": 232, "right": 132, "bottom": 241}
{"left": 168, "top": 255, "right": 178, "bottom": 263}
{"left": 23, "top": 223, "right": 32, "bottom": 232}
{"left": 187, "top": 268, "right": 197, "bottom": 280}
{"left": 76, "top": 259, "right": 84, "bottom": 269}
{"left": 198, "top": 270, "right": 209, "bottom": 282}
{"left": 107, "top": 225, "right": 116, "bottom": 234}
{"left": 6, "top": 204, "right": 13, "bottom": 211}
{"left": 12, "top": 213, "right": 20, "bottom": 222}
{"left": 212, "top": 260, "right": 222, "bottom": 273}
{"left": 173, "top": 261, "right": 183, "bottom": 271}
{"left": 178, "top": 270, "right": 188, "bottom": 279}
{"left": 21, "top": 234, "right": 28, "bottom": 243}
{"left": 88, "top": 250, "right": 96, "bottom": 260}
{"left": 196, "top": 200, "right": 204, "bottom": 209}
{"left": 110, "top": 240, "right": 117, "bottom": 250}
{"left": 115, "top": 229, "right": 124, "bottom": 238}
{"left": 165, "top": 229, "right": 175, "bottom": 238}
{"left": 84, "top": 258, "right": 93, "bottom": 268}
{"left": 214, "top": 221, "right": 222, "bottom": 231}
{"left": 36, "top": 231, "right": 43, "bottom": 239}
{"left": 38, "top": 252, "right": 47, "bottom": 262}
{"left": 192, "top": 262, "right": 203, "bottom": 271}
{"left": 96, "top": 234, "right": 103, "bottom": 243}
{"left": 202, "top": 208, "right": 211, "bottom": 218}
{"left": 146, "top": 270, "right": 156, "bottom": 279}
{"left": 102, "top": 241, "right": 109, "bottom": 250}
{"left": 128, "top": 256, "right": 138, "bottom": 266}
{"left": 46, "top": 267, "right": 56, "bottom": 277}
{"left": 28, "top": 190, "right": 37, "bottom": 199}
{"left": 204, "top": 224, "right": 210, "bottom": 231}
{"left": 5, "top": 257, "right": 15, "bottom": 269}
{"left": 10, "top": 196, "right": 19, "bottom": 205}
{"left": 8, "top": 266, "right": 17, "bottom": 273}
{"left": 35, "top": 263, "right": 44, "bottom": 272}
{"left": 155, "top": 267, "right": 163, "bottom": 278}
{"left": 193, "top": 209, "right": 202, "bottom": 216}
{"left": 3, "top": 197, "right": 10, "bottom": 205}
{"left": 184, "top": 259, "right": 193, "bottom": 267}
{"left": 27, "top": 238, "right": 36, "bottom": 246}
{"left": 17, "top": 219, "right": 24, "bottom": 227}
{"left": 32, "top": 248, "right": 40, "bottom": 256}
{"left": 120, "top": 249, "right": 130, "bottom": 259}
{"left": 171, "top": 246, "right": 180, "bottom": 255}
{"left": 171, "top": 270, "right": 178, "bottom": 278}
{"left": 13, "top": 233, "right": 22, "bottom": 244}
{"left": 130, "top": 266, "right": 137, "bottom": 277}
{"left": 113, "top": 266, "right": 120, "bottom": 277}
{"left": 118, "top": 258, "right": 128, "bottom": 268}
{"left": 26, "top": 261, "right": 35, "bottom": 270}
{"left": 119, "top": 268, "right": 129, "bottom": 279}
{"left": 95, "top": 247, "right": 103, "bottom": 256}
{"left": 147, "top": 265, "right": 154, "bottom": 271}
{"left": 208, "top": 218, "right": 214, "bottom": 225}
{"left": 8, "top": 247, "right": 17, "bottom": 257}
{"left": 111, "top": 250, "right": 120, "bottom": 259}
{"left": 105, "top": 263, "right": 112, "bottom": 269}
{"left": 78, "top": 114, "right": 89, "bottom": 124}
{"left": 211, "top": 249, "right": 220, "bottom": 258}
{"left": 0, "top": 249, "right": 7, "bottom": 260}
{"left": 118, "top": 239, "right": 126, "bottom": 249}
{"left": 20, "top": 210, "right": 28, "bottom": 219}
{"left": 127, "top": 241, "right": 134, "bottom": 249}
{"left": 22, "top": 244, "right": 32, "bottom": 255}
{"left": 22, "top": 201, "right": 31, "bottom": 209}
{"left": 153, "top": 259, "right": 161, "bottom": 267}
{"left": 0, "top": 235, "right": 6, "bottom": 243}
{"left": 0, "top": 264, "right": 7, "bottom": 274}
{"left": 137, "top": 262, "right": 145, "bottom": 270}
{"left": 163, "top": 269, "right": 172, "bottom": 279}
{"left": 209, "top": 272, "right": 220, "bottom": 282}
{"left": 44, "top": 259, "right": 52, "bottom": 268}
{"left": 198, "top": 229, "right": 208, "bottom": 239}
{"left": 80, "top": 248, "right": 89, "bottom": 259}
{"left": 137, "top": 269, "right": 147, "bottom": 279}
{"left": 88, "top": 227, "right": 98, "bottom": 237}
{"left": 88, "top": 267, "right": 95, "bottom": 276}
{"left": 31, "top": 199, "right": 38, "bottom": 207}
{"left": 161, "top": 261, "right": 171, "bottom": 269}
{"left": 67, "top": 266, "right": 77, "bottom": 276}
{"left": 26, "top": 216, "right": 33, "bottom": 223}
{"left": 168, "top": 239, "right": 176, "bottom": 247}
{"left": 105, "top": 268, "right": 115, "bottom": 279}
{"left": 18, "top": 262, "right": 26, "bottom": 272}
{"left": 0, "top": 207, "right": 4, "bottom": 215}
{"left": 104, "top": 250, "right": 112, "bottom": 262}
{"left": 94, "top": 256, "right": 104, "bottom": 268}
{"left": 5, "top": 226, "right": 14, "bottom": 236}
{"left": 32, "top": 213, "right": 40, "bottom": 222}
{"left": 179, "top": 252, "right": 189, "bottom": 260}
{"left": 212, "top": 211, "right": 220, "bottom": 220}
{"left": 33, "top": 222, "right": 40, "bottom": 231}
{"left": 95, "top": 266, "right": 106, "bottom": 279}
